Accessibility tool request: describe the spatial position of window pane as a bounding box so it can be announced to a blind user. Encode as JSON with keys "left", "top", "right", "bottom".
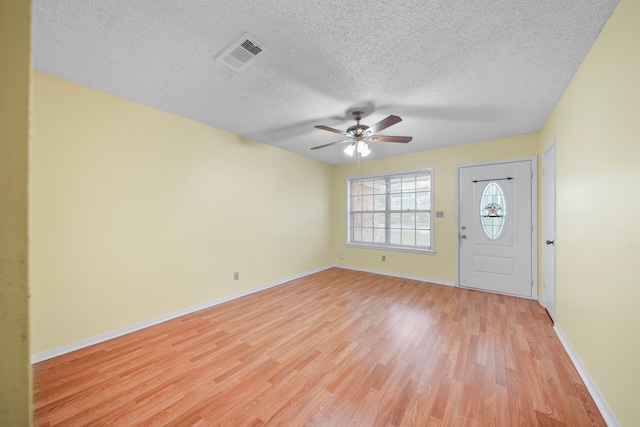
{"left": 402, "top": 193, "right": 416, "bottom": 210}
{"left": 352, "top": 195, "right": 362, "bottom": 210}
{"left": 390, "top": 213, "right": 401, "bottom": 228}
{"left": 402, "top": 230, "right": 415, "bottom": 245}
{"left": 416, "top": 230, "right": 430, "bottom": 247}
{"left": 390, "top": 178, "right": 402, "bottom": 192}
{"left": 374, "top": 229, "right": 385, "bottom": 243}
{"left": 390, "top": 194, "right": 402, "bottom": 210}
{"left": 390, "top": 229, "right": 401, "bottom": 245}
{"left": 374, "top": 180, "right": 386, "bottom": 194}
{"left": 402, "top": 178, "right": 415, "bottom": 191}
{"left": 353, "top": 183, "right": 363, "bottom": 195}
{"left": 362, "top": 213, "right": 373, "bottom": 227}
{"left": 353, "top": 227, "right": 362, "bottom": 241}
{"left": 374, "top": 213, "right": 385, "bottom": 228}
{"left": 416, "top": 192, "right": 430, "bottom": 210}
{"left": 353, "top": 213, "right": 362, "bottom": 227}
{"left": 416, "top": 213, "right": 430, "bottom": 229}
{"left": 362, "top": 228, "right": 373, "bottom": 242}
{"left": 374, "top": 195, "right": 385, "bottom": 210}
{"left": 416, "top": 176, "right": 430, "bottom": 190}
{"left": 402, "top": 213, "right": 415, "bottom": 228}
{"left": 363, "top": 195, "right": 374, "bottom": 210}
{"left": 363, "top": 181, "right": 374, "bottom": 195}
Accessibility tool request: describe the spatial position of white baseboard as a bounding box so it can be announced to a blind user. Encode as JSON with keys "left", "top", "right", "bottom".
{"left": 333, "top": 264, "right": 455, "bottom": 287}
{"left": 31, "top": 265, "right": 333, "bottom": 364}
{"left": 553, "top": 325, "right": 620, "bottom": 427}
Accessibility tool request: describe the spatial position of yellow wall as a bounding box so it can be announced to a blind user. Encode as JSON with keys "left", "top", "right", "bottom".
{"left": 30, "top": 72, "right": 333, "bottom": 354}
{"left": 0, "top": 0, "right": 32, "bottom": 424}
{"left": 27, "top": 1, "right": 638, "bottom": 424}
{"left": 332, "top": 134, "right": 538, "bottom": 283}
{"left": 539, "top": 0, "right": 639, "bottom": 424}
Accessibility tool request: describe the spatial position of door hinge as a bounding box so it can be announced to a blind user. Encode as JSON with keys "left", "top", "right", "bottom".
{"left": 531, "top": 170, "right": 533, "bottom": 179}
{"left": 531, "top": 224, "right": 534, "bottom": 233}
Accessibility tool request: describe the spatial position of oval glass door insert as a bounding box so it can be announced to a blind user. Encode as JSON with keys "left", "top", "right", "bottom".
{"left": 480, "top": 182, "right": 507, "bottom": 239}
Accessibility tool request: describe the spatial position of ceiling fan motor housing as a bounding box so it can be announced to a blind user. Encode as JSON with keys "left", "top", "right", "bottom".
{"left": 347, "top": 124, "right": 368, "bottom": 137}
{"left": 347, "top": 111, "right": 367, "bottom": 137}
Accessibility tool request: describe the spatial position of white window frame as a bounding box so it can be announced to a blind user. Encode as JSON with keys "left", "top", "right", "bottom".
{"left": 346, "top": 169, "right": 434, "bottom": 254}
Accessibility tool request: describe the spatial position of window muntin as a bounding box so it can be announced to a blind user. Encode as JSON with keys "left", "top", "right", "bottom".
{"left": 348, "top": 170, "right": 433, "bottom": 252}
{"left": 480, "top": 181, "right": 507, "bottom": 240}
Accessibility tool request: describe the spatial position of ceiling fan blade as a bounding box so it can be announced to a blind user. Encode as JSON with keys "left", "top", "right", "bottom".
{"left": 370, "top": 135, "right": 412, "bottom": 143}
{"left": 364, "top": 115, "right": 402, "bottom": 135}
{"left": 311, "top": 139, "right": 351, "bottom": 150}
{"left": 314, "top": 125, "right": 348, "bottom": 136}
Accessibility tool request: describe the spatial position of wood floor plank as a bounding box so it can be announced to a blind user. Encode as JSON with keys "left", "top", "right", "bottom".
{"left": 33, "top": 268, "right": 607, "bottom": 426}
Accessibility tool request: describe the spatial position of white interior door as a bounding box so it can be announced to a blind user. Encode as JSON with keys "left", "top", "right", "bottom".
{"left": 542, "top": 141, "right": 557, "bottom": 322}
{"left": 458, "top": 160, "right": 534, "bottom": 297}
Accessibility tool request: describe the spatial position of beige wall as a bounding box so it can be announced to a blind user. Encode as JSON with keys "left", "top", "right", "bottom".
{"left": 30, "top": 72, "right": 333, "bottom": 354}
{"left": 0, "top": 0, "right": 32, "bottom": 425}
{"left": 539, "top": 0, "right": 639, "bottom": 424}
{"left": 331, "top": 134, "right": 539, "bottom": 283}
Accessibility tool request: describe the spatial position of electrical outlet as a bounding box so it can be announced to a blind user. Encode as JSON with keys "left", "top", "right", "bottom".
{"left": 436, "top": 211, "right": 444, "bottom": 218}
{"left": 382, "top": 255, "right": 386, "bottom": 262}
{"left": 339, "top": 253, "right": 344, "bottom": 260}
{"left": 234, "top": 272, "right": 239, "bottom": 280}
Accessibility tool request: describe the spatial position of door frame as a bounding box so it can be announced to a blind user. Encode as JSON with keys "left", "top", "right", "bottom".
{"left": 455, "top": 156, "right": 538, "bottom": 298}
{"left": 542, "top": 139, "right": 557, "bottom": 321}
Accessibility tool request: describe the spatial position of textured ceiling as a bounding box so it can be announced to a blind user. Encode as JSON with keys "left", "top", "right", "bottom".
{"left": 32, "top": 0, "right": 619, "bottom": 165}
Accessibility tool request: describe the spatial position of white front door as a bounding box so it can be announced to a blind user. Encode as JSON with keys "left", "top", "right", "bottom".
{"left": 458, "top": 160, "right": 534, "bottom": 297}
{"left": 542, "top": 141, "right": 557, "bottom": 321}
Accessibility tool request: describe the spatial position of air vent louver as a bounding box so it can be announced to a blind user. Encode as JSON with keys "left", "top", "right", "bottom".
{"left": 216, "top": 33, "right": 267, "bottom": 72}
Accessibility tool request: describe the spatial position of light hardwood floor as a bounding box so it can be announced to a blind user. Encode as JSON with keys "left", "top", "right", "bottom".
{"left": 34, "top": 268, "right": 605, "bottom": 426}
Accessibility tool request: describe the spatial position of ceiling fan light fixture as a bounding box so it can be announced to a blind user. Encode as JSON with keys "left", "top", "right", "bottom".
{"left": 357, "top": 140, "right": 371, "bottom": 156}
{"left": 344, "top": 143, "right": 356, "bottom": 156}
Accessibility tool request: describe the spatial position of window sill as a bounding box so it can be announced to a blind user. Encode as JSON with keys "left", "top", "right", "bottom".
{"left": 345, "top": 243, "right": 435, "bottom": 255}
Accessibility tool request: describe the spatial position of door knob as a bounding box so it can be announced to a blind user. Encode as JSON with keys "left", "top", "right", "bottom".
{"left": 460, "top": 234, "right": 467, "bottom": 239}
{"left": 546, "top": 240, "right": 554, "bottom": 245}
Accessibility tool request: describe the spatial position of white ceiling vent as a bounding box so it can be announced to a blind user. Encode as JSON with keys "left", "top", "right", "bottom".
{"left": 216, "top": 33, "right": 268, "bottom": 72}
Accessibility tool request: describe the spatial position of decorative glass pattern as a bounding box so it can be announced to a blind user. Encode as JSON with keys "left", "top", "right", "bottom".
{"left": 480, "top": 182, "right": 507, "bottom": 239}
